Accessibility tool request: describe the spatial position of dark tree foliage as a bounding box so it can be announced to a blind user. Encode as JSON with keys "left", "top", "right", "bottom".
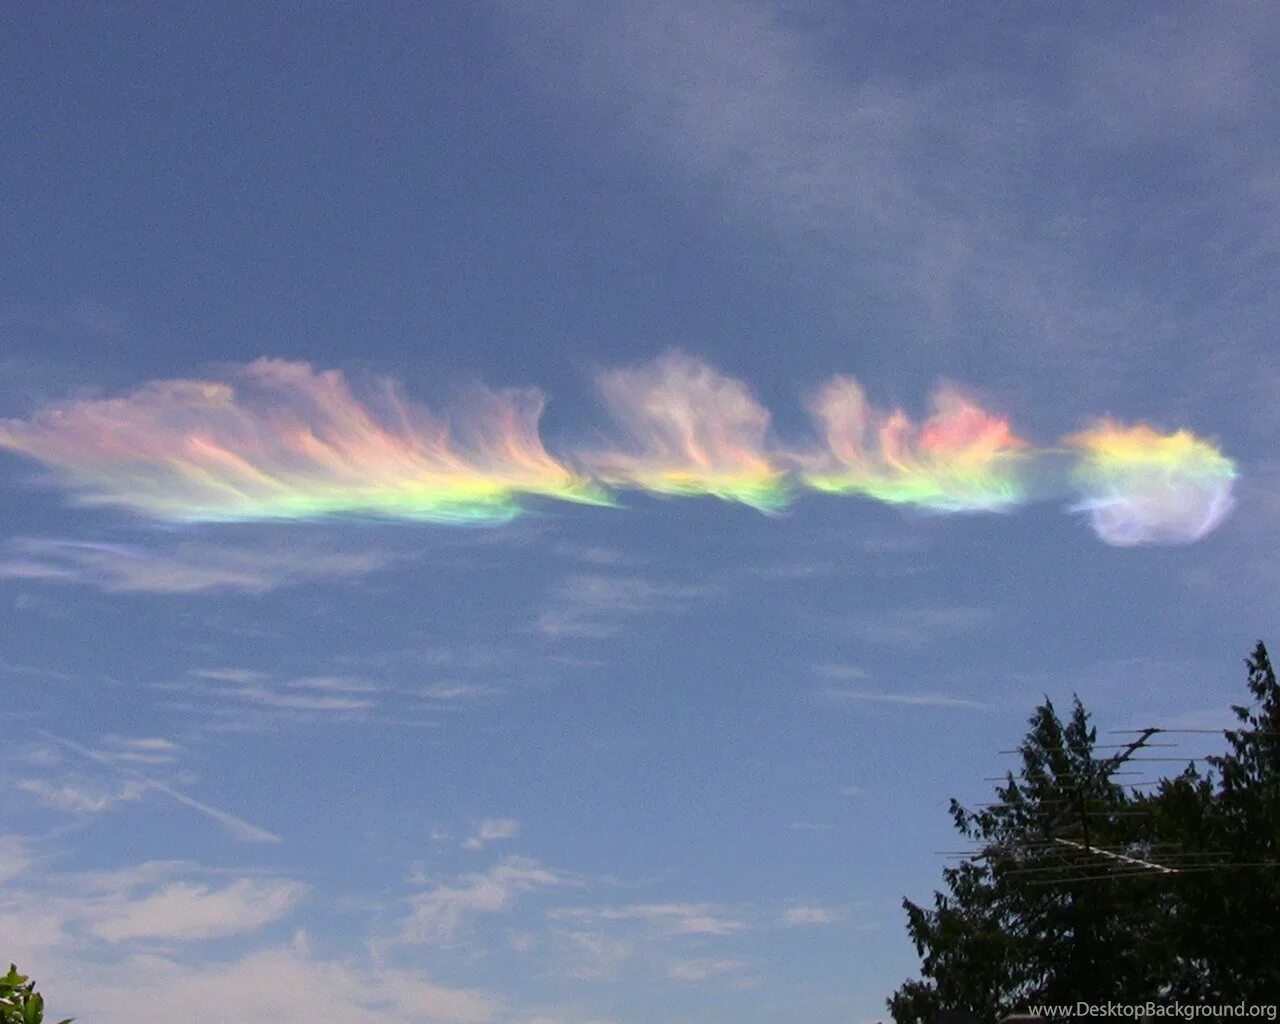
{"left": 889, "top": 642, "right": 1280, "bottom": 1022}
{"left": 1132, "top": 642, "right": 1280, "bottom": 1002}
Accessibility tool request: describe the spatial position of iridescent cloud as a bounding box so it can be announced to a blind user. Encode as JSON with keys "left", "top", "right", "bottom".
{"left": 1066, "top": 420, "right": 1237, "bottom": 546}
{"left": 0, "top": 359, "right": 605, "bottom": 524}
{"left": 800, "top": 377, "right": 1028, "bottom": 512}
{"left": 0, "top": 356, "right": 1240, "bottom": 545}
{"left": 584, "top": 352, "right": 788, "bottom": 511}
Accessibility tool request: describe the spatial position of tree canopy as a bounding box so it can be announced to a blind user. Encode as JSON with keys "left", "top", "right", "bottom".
{"left": 890, "top": 642, "right": 1280, "bottom": 1021}
{"left": 0, "top": 965, "right": 72, "bottom": 1024}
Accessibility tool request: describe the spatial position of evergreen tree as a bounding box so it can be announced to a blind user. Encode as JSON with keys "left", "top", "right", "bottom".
{"left": 889, "top": 642, "right": 1280, "bottom": 1019}
{"left": 1210, "top": 640, "right": 1280, "bottom": 998}
{"left": 1142, "top": 642, "right": 1280, "bottom": 1000}
{"left": 889, "top": 697, "right": 1160, "bottom": 1023}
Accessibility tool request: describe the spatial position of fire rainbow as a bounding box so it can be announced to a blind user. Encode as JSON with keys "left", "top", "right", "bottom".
{"left": 1066, "top": 420, "right": 1238, "bottom": 546}
{"left": 0, "top": 354, "right": 1238, "bottom": 546}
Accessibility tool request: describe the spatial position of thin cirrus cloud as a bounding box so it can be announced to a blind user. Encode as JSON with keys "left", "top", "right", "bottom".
{"left": 401, "top": 856, "right": 563, "bottom": 946}
{"left": 552, "top": 902, "right": 747, "bottom": 937}
{"left": 780, "top": 906, "right": 843, "bottom": 927}
{"left": 0, "top": 537, "right": 394, "bottom": 594}
{"left": 820, "top": 689, "right": 992, "bottom": 711}
{"left": 0, "top": 353, "right": 1236, "bottom": 546}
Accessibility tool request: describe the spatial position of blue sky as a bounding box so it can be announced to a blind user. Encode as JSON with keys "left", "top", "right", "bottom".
{"left": 2, "top": 3, "right": 1278, "bottom": 1022}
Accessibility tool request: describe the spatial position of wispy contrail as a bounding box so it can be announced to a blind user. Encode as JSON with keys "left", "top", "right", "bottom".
{"left": 0, "top": 354, "right": 1238, "bottom": 546}
{"left": 35, "top": 730, "right": 281, "bottom": 844}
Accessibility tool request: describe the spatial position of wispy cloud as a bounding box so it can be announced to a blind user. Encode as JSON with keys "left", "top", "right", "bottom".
{"left": 1, "top": 858, "right": 305, "bottom": 948}
{"left": 551, "top": 902, "right": 746, "bottom": 937}
{"left": 819, "top": 688, "right": 991, "bottom": 711}
{"left": 37, "top": 731, "right": 280, "bottom": 844}
{"left": 546, "top": 900, "right": 749, "bottom": 985}
{"left": 497, "top": 0, "right": 1280, "bottom": 416}
{"left": 1, "top": 857, "right": 495, "bottom": 1024}
{"left": 0, "top": 358, "right": 599, "bottom": 524}
{"left": 462, "top": 819, "right": 522, "bottom": 852}
{"left": 402, "top": 857, "right": 563, "bottom": 946}
{"left": 61, "top": 942, "right": 495, "bottom": 1024}
{"left": 584, "top": 351, "right": 786, "bottom": 510}
{"left": 1067, "top": 421, "right": 1237, "bottom": 546}
{"left": 0, "top": 356, "right": 1239, "bottom": 545}
{"left": 780, "top": 905, "right": 843, "bottom": 927}
{"left": 96, "top": 735, "right": 183, "bottom": 766}
{"left": 420, "top": 683, "right": 505, "bottom": 702}
{"left": 18, "top": 777, "right": 149, "bottom": 815}
{"left": 88, "top": 876, "right": 308, "bottom": 943}
{"left": 667, "top": 957, "right": 751, "bottom": 984}
{"left": 800, "top": 377, "right": 1027, "bottom": 512}
{"left": 844, "top": 605, "right": 993, "bottom": 648}
{"left": 535, "top": 572, "right": 719, "bottom": 640}
{"left": 0, "top": 537, "right": 394, "bottom": 594}
{"left": 191, "top": 673, "right": 378, "bottom": 714}
{"left": 0, "top": 834, "right": 34, "bottom": 886}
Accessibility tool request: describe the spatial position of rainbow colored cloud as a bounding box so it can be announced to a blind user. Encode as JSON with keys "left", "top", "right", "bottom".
{"left": 0, "top": 355, "right": 1238, "bottom": 546}
{"left": 1066, "top": 420, "right": 1237, "bottom": 546}
{"left": 585, "top": 352, "right": 788, "bottom": 512}
{"left": 0, "top": 359, "right": 606, "bottom": 525}
{"left": 800, "top": 377, "right": 1028, "bottom": 513}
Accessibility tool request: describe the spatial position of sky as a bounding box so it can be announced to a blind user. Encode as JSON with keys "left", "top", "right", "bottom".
{"left": 1, "top": 3, "right": 1278, "bottom": 1022}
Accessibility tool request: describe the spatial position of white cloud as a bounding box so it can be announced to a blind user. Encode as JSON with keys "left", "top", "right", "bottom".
{"left": 535, "top": 573, "right": 718, "bottom": 639}
{"left": 498, "top": 0, "right": 1280, "bottom": 432}
{"left": 462, "top": 819, "right": 522, "bottom": 851}
{"left": 420, "top": 683, "right": 504, "bottom": 702}
{"left": 780, "top": 905, "right": 843, "bottom": 927}
{"left": 31, "top": 937, "right": 496, "bottom": 1024}
{"left": 544, "top": 898, "right": 753, "bottom": 986}
{"left": 812, "top": 664, "right": 870, "bottom": 681}
{"left": 179, "top": 669, "right": 381, "bottom": 718}
{"left": 98, "top": 735, "right": 183, "bottom": 765}
{"left": 285, "top": 676, "right": 384, "bottom": 695}
{"left": 18, "top": 777, "right": 149, "bottom": 814}
{"left": 212, "top": 685, "right": 374, "bottom": 712}
{"left": 551, "top": 928, "right": 637, "bottom": 982}
{"left": 667, "top": 957, "right": 748, "bottom": 982}
{"left": 0, "top": 834, "right": 33, "bottom": 885}
{"left": 402, "top": 857, "right": 562, "bottom": 945}
{"left": 17, "top": 734, "right": 188, "bottom": 815}
{"left": 552, "top": 902, "right": 745, "bottom": 937}
{"left": 820, "top": 688, "right": 991, "bottom": 711}
{"left": 192, "top": 668, "right": 267, "bottom": 684}
{"left": 89, "top": 878, "right": 308, "bottom": 943}
{"left": 2, "top": 860, "right": 303, "bottom": 953}
{"left": 0, "top": 858, "right": 496, "bottom": 1024}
